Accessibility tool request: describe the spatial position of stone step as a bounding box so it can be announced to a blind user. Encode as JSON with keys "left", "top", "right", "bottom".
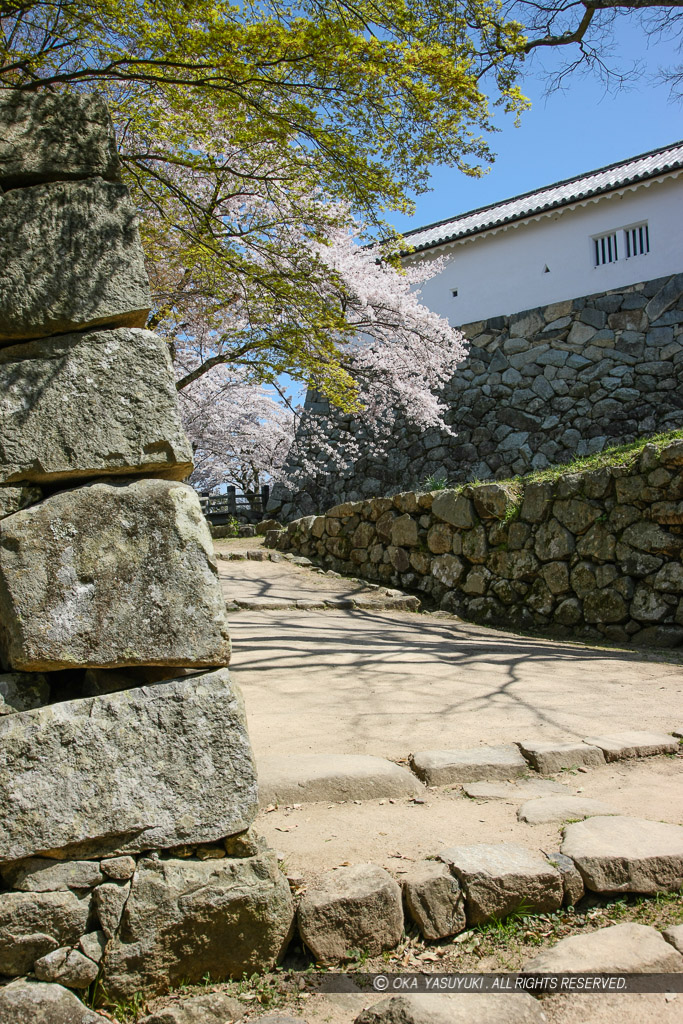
{"left": 561, "top": 815, "right": 683, "bottom": 893}
{"left": 463, "top": 779, "right": 567, "bottom": 801}
{"left": 517, "top": 795, "right": 620, "bottom": 824}
{"left": 582, "top": 730, "right": 679, "bottom": 760}
{"left": 410, "top": 745, "right": 527, "bottom": 785}
{"left": 516, "top": 739, "right": 605, "bottom": 773}
{"left": 524, "top": 921, "right": 683, "bottom": 973}
{"left": 257, "top": 754, "right": 425, "bottom": 806}
{"left": 355, "top": 992, "right": 544, "bottom": 1024}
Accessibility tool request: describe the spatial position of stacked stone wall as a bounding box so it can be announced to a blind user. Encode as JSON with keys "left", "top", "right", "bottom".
{"left": 0, "top": 91, "right": 292, "bottom": 1003}
{"left": 267, "top": 436, "right": 683, "bottom": 648}
{"left": 276, "top": 275, "right": 683, "bottom": 520}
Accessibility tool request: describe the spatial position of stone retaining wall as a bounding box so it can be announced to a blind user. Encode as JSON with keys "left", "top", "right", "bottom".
{"left": 274, "top": 275, "right": 683, "bottom": 520}
{"left": 266, "top": 436, "right": 683, "bottom": 647}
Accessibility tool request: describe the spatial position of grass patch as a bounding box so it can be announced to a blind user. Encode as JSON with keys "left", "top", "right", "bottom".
{"left": 420, "top": 427, "right": 683, "bottom": 500}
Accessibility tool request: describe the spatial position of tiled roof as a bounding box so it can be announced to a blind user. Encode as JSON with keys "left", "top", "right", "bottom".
{"left": 401, "top": 140, "right": 683, "bottom": 254}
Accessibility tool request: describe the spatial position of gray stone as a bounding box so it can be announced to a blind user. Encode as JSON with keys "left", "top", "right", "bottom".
{"left": 355, "top": 993, "right": 544, "bottom": 1024}
{"left": 0, "top": 484, "right": 41, "bottom": 520}
{"left": 402, "top": 861, "right": 466, "bottom": 940}
{"left": 0, "top": 329, "right": 193, "bottom": 486}
{"left": 582, "top": 730, "right": 679, "bottom": 760}
{"left": 431, "top": 491, "right": 474, "bottom": 529}
{"left": 0, "top": 478, "right": 231, "bottom": 671}
{"left": 431, "top": 553, "right": 465, "bottom": 587}
{"left": 101, "top": 850, "right": 294, "bottom": 998}
{"left": 546, "top": 852, "right": 585, "bottom": 906}
{"left": 0, "top": 979, "right": 110, "bottom": 1023}
{"left": 0, "top": 890, "right": 90, "bottom": 974}
{"left": 646, "top": 273, "right": 683, "bottom": 323}
{"left": 297, "top": 863, "right": 403, "bottom": 963}
{"left": 0, "top": 858, "right": 103, "bottom": 892}
{"left": 258, "top": 754, "right": 424, "bottom": 806}
{"left": 561, "top": 816, "right": 683, "bottom": 893}
{"left": 101, "top": 855, "right": 136, "bottom": 881}
{"left": 92, "top": 881, "right": 131, "bottom": 939}
{"left": 79, "top": 930, "right": 107, "bottom": 964}
{"left": 0, "top": 179, "right": 150, "bottom": 343}
{"left": 524, "top": 922, "right": 683, "bottom": 973}
{"left": 0, "top": 90, "right": 120, "bottom": 187}
{"left": 0, "top": 671, "right": 49, "bottom": 715}
{"left": 438, "top": 843, "right": 562, "bottom": 925}
{"left": 663, "top": 924, "right": 683, "bottom": 954}
{"left": 390, "top": 515, "right": 418, "bottom": 547}
{"left": 462, "top": 779, "right": 567, "bottom": 802}
{"left": 517, "top": 796, "right": 619, "bottom": 824}
{"left": 139, "top": 992, "right": 246, "bottom": 1024}
{"left": 534, "top": 519, "right": 575, "bottom": 561}
{"left": 34, "top": 946, "right": 99, "bottom": 989}
{"left": 410, "top": 745, "right": 527, "bottom": 785}
{"left": 0, "top": 670, "right": 257, "bottom": 862}
{"left": 516, "top": 740, "right": 605, "bottom": 774}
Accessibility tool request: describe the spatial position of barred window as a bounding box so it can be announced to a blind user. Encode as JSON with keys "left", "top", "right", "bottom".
{"left": 594, "top": 232, "right": 619, "bottom": 266}
{"left": 624, "top": 222, "right": 650, "bottom": 258}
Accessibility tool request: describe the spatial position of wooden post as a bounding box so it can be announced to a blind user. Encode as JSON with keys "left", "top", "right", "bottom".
{"left": 226, "top": 486, "right": 236, "bottom": 515}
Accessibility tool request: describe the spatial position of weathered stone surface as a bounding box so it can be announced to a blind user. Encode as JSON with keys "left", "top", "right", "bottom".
{"left": 355, "top": 993, "right": 544, "bottom": 1024}
{"left": 0, "top": 484, "right": 41, "bottom": 520}
{"left": 0, "top": 857, "right": 103, "bottom": 892}
{"left": 92, "top": 881, "right": 130, "bottom": 939}
{"left": 139, "top": 992, "right": 246, "bottom": 1024}
{"left": 0, "top": 671, "right": 49, "bottom": 715}
{"left": 0, "top": 179, "right": 150, "bottom": 343}
{"left": 463, "top": 779, "right": 567, "bottom": 801}
{"left": 546, "top": 852, "right": 585, "bottom": 906}
{"left": 79, "top": 930, "right": 106, "bottom": 963}
{"left": 431, "top": 491, "right": 474, "bottom": 528}
{"left": 438, "top": 843, "right": 562, "bottom": 925}
{"left": 524, "top": 922, "right": 683, "bottom": 973}
{"left": 0, "top": 890, "right": 90, "bottom": 974}
{"left": 258, "top": 754, "right": 424, "bottom": 806}
{"left": 517, "top": 796, "right": 619, "bottom": 825}
{"left": 0, "top": 91, "right": 120, "bottom": 188}
{"left": 101, "top": 855, "right": 136, "bottom": 881}
{"left": 101, "top": 850, "right": 294, "bottom": 998}
{"left": 0, "top": 478, "right": 231, "bottom": 671}
{"left": 561, "top": 816, "right": 683, "bottom": 894}
{"left": 402, "top": 861, "right": 466, "bottom": 940}
{"left": 297, "top": 864, "right": 403, "bottom": 963}
{"left": 410, "top": 745, "right": 527, "bottom": 785}
{"left": 663, "top": 924, "right": 683, "bottom": 954}
{"left": 582, "top": 730, "right": 679, "bottom": 760}
{"left": 0, "top": 979, "right": 110, "bottom": 1024}
{"left": 0, "top": 670, "right": 257, "bottom": 862}
{"left": 0, "top": 329, "right": 193, "bottom": 486}
{"left": 516, "top": 740, "right": 605, "bottom": 774}
{"left": 34, "top": 946, "right": 99, "bottom": 989}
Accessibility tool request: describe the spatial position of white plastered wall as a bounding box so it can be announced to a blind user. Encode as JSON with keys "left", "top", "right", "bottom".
{"left": 409, "top": 174, "right": 683, "bottom": 327}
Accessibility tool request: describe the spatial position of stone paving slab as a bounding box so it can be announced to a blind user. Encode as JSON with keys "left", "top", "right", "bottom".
{"left": 410, "top": 746, "right": 527, "bottom": 785}
{"left": 438, "top": 843, "right": 563, "bottom": 924}
{"left": 355, "top": 992, "right": 545, "bottom": 1024}
{"left": 582, "top": 730, "right": 679, "bottom": 760}
{"left": 463, "top": 779, "right": 568, "bottom": 801}
{"left": 517, "top": 795, "right": 620, "bottom": 824}
{"left": 517, "top": 740, "right": 605, "bottom": 774}
{"left": 561, "top": 815, "right": 683, "bottom": 893}
{"left": 523, "top": 922, "right": 683, "bottom": 973}
{"left": 257, "top": 754, "right": 425, "bottom": 807}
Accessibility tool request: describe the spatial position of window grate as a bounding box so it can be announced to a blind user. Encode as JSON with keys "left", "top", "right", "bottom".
{"left": 625, "top": 223, "right": 650, "bottom": 258}
{"left": 594, "top": 232, "right": 618, "bottom": 266}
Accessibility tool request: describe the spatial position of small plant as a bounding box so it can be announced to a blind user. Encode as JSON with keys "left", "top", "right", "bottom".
{"left": 423, "top": 472, "right": 449, "bottom": 491}
{"left": 111, "top": 991, "right": 148, "bottom": 1024}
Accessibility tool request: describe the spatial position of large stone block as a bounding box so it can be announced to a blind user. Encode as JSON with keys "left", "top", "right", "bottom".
{"left": 0, "top": 890, "right": 90, "bottom": 975}
{"left": 0, "top": 329, "right": 193, "bottom": 486}
{"left": 0, "top": 484, "right": 41, "bottom": 520}
{"left": 0, "top": 670, "right": 257, "bottom": 862}
{"left": 0, "top": 478, "right": 231, "bottom": 671}
{"left": 561, "top": 815, "right": 683, "bottom": 894}
{"left": 0, "top": 90, "right": 120, "bottom": 188}
{"left": 101, "top": 850, "right": 294, "bottom": 999}
{"left": 0, "top": 979, "right": 111, "bottom": 1024}
{"left": 0, "top": 179, "right": 150, "bottom": 343}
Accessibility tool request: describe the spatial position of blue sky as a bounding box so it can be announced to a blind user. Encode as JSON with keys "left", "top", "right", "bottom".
{"left": 390, "top": 18, "right": 683, "bottom": 236}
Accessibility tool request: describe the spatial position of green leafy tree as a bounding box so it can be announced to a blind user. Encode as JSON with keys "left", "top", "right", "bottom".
{"left": 1, "top": 0, "right": 529, "bottom": 406}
